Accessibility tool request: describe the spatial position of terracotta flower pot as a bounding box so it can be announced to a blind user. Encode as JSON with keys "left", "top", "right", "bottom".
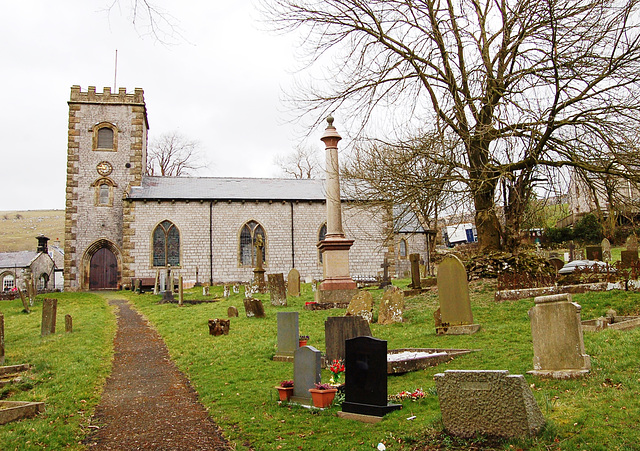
{"left": 298, "top": 340, "right": 308, "bottom": 347}
{"left": 308, "top": 388, "right": 338, "bottom": 408}
{"left": 276, "top": 386, "right": 294, "bottom": 402}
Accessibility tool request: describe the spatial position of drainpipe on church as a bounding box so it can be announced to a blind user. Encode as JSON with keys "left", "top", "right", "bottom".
{"left": 290, "top": 201, "right": 295, "bottom": 268}
{"left": 209, "top": 201, "right": 213, "bottom": 285}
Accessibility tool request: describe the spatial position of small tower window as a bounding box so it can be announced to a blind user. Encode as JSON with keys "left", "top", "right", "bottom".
{"left": 99, "top": 184, "right": 110, "bottom": 205}
{"left": 92, "top": 178, "right": 116, "bottom": 207}
{"left": 97, "top": 128, "right": 114, "bottom": 149}
{"left": 92, "top": 122, "right": 118, "bottom": 152}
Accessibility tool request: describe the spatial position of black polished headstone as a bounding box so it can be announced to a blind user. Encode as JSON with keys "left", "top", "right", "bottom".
{"left": 342, "top": 336, "right": 401, "bottom": 417}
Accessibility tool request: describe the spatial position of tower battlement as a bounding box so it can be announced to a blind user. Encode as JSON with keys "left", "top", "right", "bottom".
{"left": 69, "top": 85, "right": 145, "bottom": 105}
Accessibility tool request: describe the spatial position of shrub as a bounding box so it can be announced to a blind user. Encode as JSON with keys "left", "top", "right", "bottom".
{"left": 573, "top": 213, "right": 604, "bottom": 244}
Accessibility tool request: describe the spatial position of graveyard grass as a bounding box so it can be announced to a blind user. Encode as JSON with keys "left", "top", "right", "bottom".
{"left": 0, "top": 292, "right": 115, "bottom": 449}
{"left": 2, "top": 284, "right": 640, "bottom": 449}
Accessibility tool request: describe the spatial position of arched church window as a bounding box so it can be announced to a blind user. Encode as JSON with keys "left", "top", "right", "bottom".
{"left": 399, "top": 239, "right": 408, "bottom": 258}
{"left": 153, "top": 220, "right": 180, "bottom": 267}
{"left": 239, "top": 221, "right": 266, "bottom": 266}
{"left": 2, "top": 274, "right": 15, "bottom": 291}
{"left": 318, "top": 223, "right": 327, "bottom": 264}
{"left": 97, "top": 127, "right": 114, "bottom": 149}
{"left": 99, "top": 184, "right": 110, "bottom": 205}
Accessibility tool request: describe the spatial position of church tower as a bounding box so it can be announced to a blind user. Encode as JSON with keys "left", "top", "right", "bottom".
{"left": 64, "top": 86, "right": 148, "bottom": 291}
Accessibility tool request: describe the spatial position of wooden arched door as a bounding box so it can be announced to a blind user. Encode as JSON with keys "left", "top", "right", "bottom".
{"left": 89, "top": 248, "right": 118, "bottom": 289}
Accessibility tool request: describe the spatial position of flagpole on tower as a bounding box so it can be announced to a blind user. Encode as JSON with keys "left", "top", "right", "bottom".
{"left": 114, "top": 49, "right": 118, "bottom": 91}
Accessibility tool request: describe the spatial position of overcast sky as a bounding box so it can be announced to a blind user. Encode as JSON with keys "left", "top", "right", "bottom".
{"left": 0, "top": 0, "right": 329, "bottom": 211}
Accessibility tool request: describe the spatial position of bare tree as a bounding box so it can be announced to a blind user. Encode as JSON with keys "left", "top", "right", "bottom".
{"left": 261, "top": 0, "right": 640, "bottom": 252}
{"left": 274, "top": 146, "right": 322, "bottom": 179}
{"left": 146, "top": 132, "right": 209, "bottom": 176}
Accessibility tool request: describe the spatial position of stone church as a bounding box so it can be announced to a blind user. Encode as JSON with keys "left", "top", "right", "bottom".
{"left": 64, "top": 86, "right": 427, "bottom": 291}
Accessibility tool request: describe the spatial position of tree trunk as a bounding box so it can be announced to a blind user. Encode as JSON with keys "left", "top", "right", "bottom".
{"left": 474, "top": 186, "right": 502, "bottom": 252}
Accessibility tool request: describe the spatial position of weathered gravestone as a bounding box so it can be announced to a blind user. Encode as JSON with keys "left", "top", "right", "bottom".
{"left": 41, "top": 298, "right": 57, "bottom": 337}
{"left": 325, "top": 316, "right": 372, "bottom": 363}
{"left": 290, "top": 346, "right": 322, "bottom": 406}
{"left": 202, "top": 285, "right": 210, "bottom": 296}
{"left": 153, "top": 270, "right": 160, "bottom": 295}
{"left": 0, "top": 312, "right": 4, "bottom": 365}
{"left": 548, "top": 257, "right": 565, "bottom": 273}
{"left": 585, "top": 245, "right": 603, "bottom": 261}
{"left": 287, "top": 268, "right": 301, "bottom": 297}
{"left": 223, "top": 285, "right": 230, "bottom": 298}
{"left": 377, "top": 286, "right": 404, "bottom": 325}
{"left": 602, "top": 238, "right": 612, "bottom": 262}
{"left": 227, "top": 306, "right": 239, "bottom": 317}
{"left": 274, "top": 312, "right": 299, "bottom": 362}
{"left": 345, "top": 290, "right": 374, "bottom": 323}
{"left": 620, "top": 249, "right": 639, "bottom": 268}
{"left": 243, "top": 298, "right": 265, "bottom": 318}
{"left": 162, "top": 288, "right": 175, "bottom": 303}
{"left": 408, "top": 253, "right": 421, "bottom": 289}
{"left": 568, "top": 241, "right": 576, "bottom": 261}
{"left": 178, "top": 276, "right": 184, "bottom": 306}
{"left": 338, "top": 336, "right": 401, "bottom": 422}
{"left": 434, "top": 370, "right": 545, "bottom": 438}
{"left": 208, "top": 319, "right": 230, "bottom": 336}
{"left": 17, "top": 288, "right": 30, "bottom": 313}
{"left": 378, "top": 255, "right": 391, "bottom": 289}
{"left": 268, "top": 273, "right": 287, "bottom": 306}
{"left": 232, "top": 284, "right": 240, "bottom": 294}
{"left": 528, "top": 293, "right": 590, "bottom": 378}
{"left": 626, "top": 234, "right": 639, "bottom": 252}
{"left": 65, "top": 314, "right": 72, "bottom": 333}
{"left": 435, "top": 255, "right": 480, "bottom": 335}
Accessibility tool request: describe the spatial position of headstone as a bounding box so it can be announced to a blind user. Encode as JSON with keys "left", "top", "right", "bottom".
{"left": 244, "top": 284, "right": 255, "bottom": 299}
{"left": 345, "top": 291, "right": 374, "bottom": 323}
{"left": 65, "top": 314, "right": 73, "bottom": 333}
{"left": 160, "top": 271, "right": 166, "bottom": 292}
{"left": 378, "top": 256, "right": 391, "bottom": 289}
{"left": 620, "top": 249, "right": 639, "bottom": 268}
{"left": 528, "top": 293, "right": 590, "bottom": 378}
{"left": 232, "top": 284, "right": 240, "bottom": 294}
{"left": 585, "top": 245, "right": 602, "bottom": 261}
{"left": 0, "top": 312, "right": 4, "bottom": 365}
{"left": 208, "top": 319, "right": 230, "bottom": 336}
{"left": 195, "top": 266, "right": 201, "bottom": 287}
{"left": 268, "top": 273, "right": 287, "bottom": 306}
{"left": 312, "top": 279, "right": 318, "bottom": 292}
{"left": 291, "top": 346, "right": 322, "bottom": 406}
{"left": 202, "top": 285, "right": 210, "bottom": 296}
{"left": 435, "top": 255, "right": 480, "bottom": 335}
{"left": 434, "top": 370, "right": 545, "bottom": 438}
{"left": 243, "top": 298, "right": 265, "bottom": 318}
{"left": 227, "top": 306, "right": 239, "bottom": 317}
{"left": 17, "top": 287, "right": 30, "bottom": 313}
{"left": 409, "top": 253, "right": 421, "bottom": 289}
{"left": 135, "top": 278, "right": 142, "bottom": 294}
{"left": 339, "top": 337, "right": 401, "bottom": 420}
{"left": 568, "top": 241, "right": 576, "bottom": 262}
{"left": 274, "top": 312, "right": 299, "bottom": 360}
{"left": 626, "top": 234, "right": 638, "bottom": 251}
{"left": 601, "top": 238, "right": 612, "bottom": 262}
{"left": 547, "top": 257, "right": 564, "bottom": 272}
{"left": 377, "top": 286, "right": 404, "bottom": 325}
{"left": 223, "top": 285, "right": 230, "bottom": 298}
{"left": 167, "top": 268, "right": 174, "bottom": 293}
{"left": 153, "top": 270, "right": 160, "bottom": 295}
{"left": 41, "top": 298, "right": 57, "bottom": 337}
{"left": 324, "top": 316, "right": 372, "bottom": 363}
{"left": 287, "top": 268, "right": 301, "bottom": 297}
{"left": 178, "top": 275, "right": 184, "bottom": 306}
{"left": 162, "top": 288, "right": 175, "bottom": 303}
{"left": 253, "top": 235, "right": 267, "bottom": 293}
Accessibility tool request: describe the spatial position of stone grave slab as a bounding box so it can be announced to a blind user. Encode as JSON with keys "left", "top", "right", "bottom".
{"left": 290, "top": 346, "right": 321, "bottom": 406}
{"left": 434, "top": 370, "right": 544, "bottom": 438}
{"left": 602, "top": 238, "right": 612, "bottom": 262}
{"left": 273, "top": 312, "right": 299, "bottom": 362}
{"left": 620, "top": 249, "right": 639, "bottom": 268}
{"left": 585, "top": 245, "right": 603, "bottom": 261}
{"left": 325, "top": 316, "right": 372, "bottom": 363}
{"left": 582, "top": 309, "right": 640, "bottom": 332}
{"left": 548, "top": 257, "right": 565, "bottom": 272}
{"left": 0, "top": 401, "right": 45, "bottom": 425}
{"left": 339, "top": 336, "right": 401, "bottom": 420}
{"left": 287, "top": 268, "right": 301, "bottom": 297}
{"left": 227, "top": 306, "right": 239, "bottom": 317}
{"left": 377, "top": 286, "right": 404, "bottom": 325}
{"left": 242, "top": 298, "right": 265, "bottom": 318}
{"left": 345, "top": 291, "right": 374, "bottom": 322}
{"left": 435, "top": 255, "right": 480, "bottom": 335}
{"left": 268, "top": 273, "right": 287, "bottom": 306}
{"left": 528, "top": 293, "right": 590, "bottom": 378}
{"left": 387, "top": 348, "right": 473, "bottom": 374}
{"left": 41, "top": 298, "right": 57, "bottom": 337}
{"left": 208, "top": 319, "right": 230, "bottom": 336}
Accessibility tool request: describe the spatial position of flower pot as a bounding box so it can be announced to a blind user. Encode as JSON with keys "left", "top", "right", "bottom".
{"left": 276, "top": 386, "right": 294, "bottom": 402}
{"left": 298, "top": 340, "right": 308, "bottom": 347}
{"left": 308, "top": 388, "right": 338, "bottom": 408}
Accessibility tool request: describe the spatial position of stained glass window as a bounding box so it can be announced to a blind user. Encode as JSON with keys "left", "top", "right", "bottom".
{"left": 153, "top": 220, "right": 180, "bottom": 267}
{"left": 318, "top": 223, "right": 327, "bottom": 263}
{"left": 239, "top": 221, "right": 265, "bottom": 266}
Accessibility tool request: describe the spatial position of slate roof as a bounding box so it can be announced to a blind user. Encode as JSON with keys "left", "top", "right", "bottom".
{"left": 0, "top": 251, "right": 39, "bottom": 269}
{"left": 393, "top": 205, "right": 427, "bottom": 233}
{"left": 128, "top": 176, "right": 339, "bottom": 201}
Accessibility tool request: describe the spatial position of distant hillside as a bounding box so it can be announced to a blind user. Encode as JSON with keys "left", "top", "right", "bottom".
{"left": 0, "top": 210, "right": 64, "bottom": 252}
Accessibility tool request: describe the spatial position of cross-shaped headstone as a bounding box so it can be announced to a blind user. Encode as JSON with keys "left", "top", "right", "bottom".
{"left": 379, "top": 256, "right": 391, "bottom": 288}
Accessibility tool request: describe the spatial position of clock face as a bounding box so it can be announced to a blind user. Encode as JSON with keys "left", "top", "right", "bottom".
{"left": 96, "top": 161, "right": 113, "bottom": 176}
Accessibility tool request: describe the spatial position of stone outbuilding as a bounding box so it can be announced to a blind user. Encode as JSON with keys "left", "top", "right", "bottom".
{"left": 0, "top": 236, "right": 57, "bottom": 292}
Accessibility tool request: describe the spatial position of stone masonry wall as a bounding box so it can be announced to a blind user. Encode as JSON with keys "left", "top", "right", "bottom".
{"left": 127, "top": 199, "right": 389, "bottom": 284}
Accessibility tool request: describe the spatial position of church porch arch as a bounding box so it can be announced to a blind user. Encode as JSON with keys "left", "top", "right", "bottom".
{"left": 81, "top": 239, "right": 122, "bottom": 290}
